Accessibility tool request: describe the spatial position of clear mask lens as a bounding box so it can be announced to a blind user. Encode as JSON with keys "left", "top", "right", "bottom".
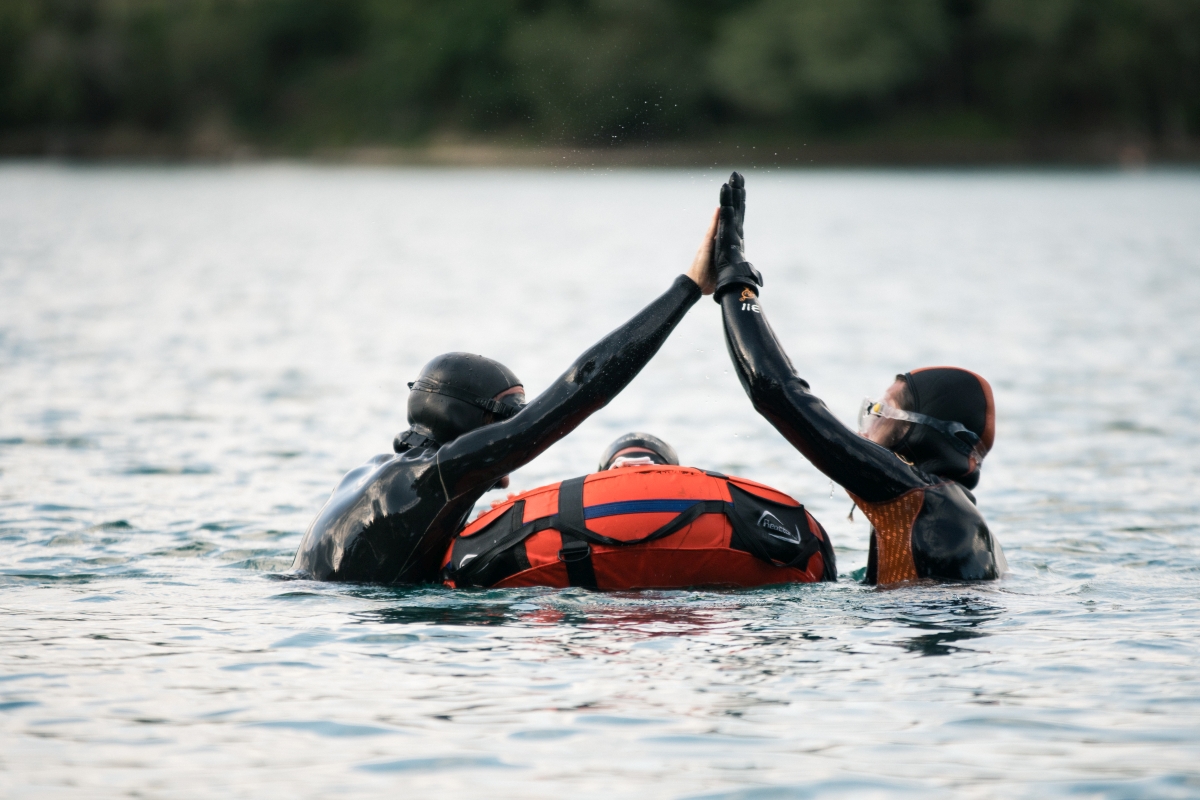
{"left": 857, "top": 398, "right": 986, "bottom": 463}
{"left": 857, "top": 398, "right": 880, "bottom": 434}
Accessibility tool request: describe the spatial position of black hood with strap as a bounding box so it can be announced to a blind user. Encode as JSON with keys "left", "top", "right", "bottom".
{"left": 893, "top": 367, "right": 995, "bottom": 489}
{"left": 395, "top": 352, "right": 523, "bottom": 451}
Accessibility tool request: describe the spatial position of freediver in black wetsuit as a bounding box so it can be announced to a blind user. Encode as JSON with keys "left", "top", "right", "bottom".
{"left": 710, "top": 172, "right": 1005, "bottom": 586}
{"left": 291, "top": 211, "right": 720, "bottom": 584}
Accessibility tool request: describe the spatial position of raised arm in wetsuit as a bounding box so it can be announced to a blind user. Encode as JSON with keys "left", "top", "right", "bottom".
{"left": 291, "top": 213, "right": 718, "bottom": 584}
{"left": 712, "top": 173, "right": 1004, "bottom": 585}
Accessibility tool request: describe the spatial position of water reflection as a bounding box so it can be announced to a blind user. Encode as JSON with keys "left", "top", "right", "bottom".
{"left": 889, "top": 594, "right": 1005, "bottom": 628}
{"left": 358, "top": 604, "right": 514, "bottom": 627}
{"left": 353, "top": 589, "right": 740, "bottom": 633}
{"left": 898, "top": 628, "right": 989, "bottom": 656}
{"left": 346, "top": 584, "right": 1005, "bottom": 663}
{"left": 855, "top": 592, "right": 1005, "bottom": 656}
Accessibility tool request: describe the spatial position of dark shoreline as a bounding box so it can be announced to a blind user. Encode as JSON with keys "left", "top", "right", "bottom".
{"left": 4, "top": 131, "right": 1198, "bottom": 168}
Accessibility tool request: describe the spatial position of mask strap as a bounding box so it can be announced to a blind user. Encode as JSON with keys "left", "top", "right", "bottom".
{"left": 408, "top": 378, "right": 523, "bottom": 419}
{"left": 870, "top": 402, "right": 987, "bottom": 463}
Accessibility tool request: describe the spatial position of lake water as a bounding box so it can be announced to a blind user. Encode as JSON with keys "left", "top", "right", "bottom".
{"left": 1, "top": 164, "right": 1198, "bottom": 798}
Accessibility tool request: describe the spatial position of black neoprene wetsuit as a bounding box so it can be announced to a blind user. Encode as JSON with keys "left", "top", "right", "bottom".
{"left": 719, "top": 289, "right": 1004, "bottom": 583}
{"left": 292, "top": 274, "right": 702, "bottom": 584}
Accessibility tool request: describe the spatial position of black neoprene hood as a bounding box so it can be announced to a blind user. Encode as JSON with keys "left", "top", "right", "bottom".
{"left": 403, "top": 352, "right": 523, "bottom": 446}
{"left": 893, "top": 367, "right": 996, "bottom": 489}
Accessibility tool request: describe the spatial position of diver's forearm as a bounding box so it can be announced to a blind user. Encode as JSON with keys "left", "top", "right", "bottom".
{"left": 438, "top": 274, "right": 702, "bottom": 493}
{"left": 720, "top": 290, "right": 921, "bottom": 501}
{"left": 720, "top": 288, "right": 803, "bottom": 400}
{"left": 552, "top": 274, "right": 703, "bottom": 413}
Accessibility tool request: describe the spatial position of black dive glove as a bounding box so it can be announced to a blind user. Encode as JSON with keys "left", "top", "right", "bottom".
{"left": 713, "top": 171, "right": 763, "bottom": 301}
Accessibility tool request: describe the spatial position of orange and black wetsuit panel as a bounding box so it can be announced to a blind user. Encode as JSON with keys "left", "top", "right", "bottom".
{"left": 719, "top": 287, "right": 1001, "bottom": 584}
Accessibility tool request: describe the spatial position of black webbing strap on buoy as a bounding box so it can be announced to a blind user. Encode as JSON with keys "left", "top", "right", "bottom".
{"left": 454, "top": 473, "right": 815, "bottom": 589}
{"left": 556, "top": 476, "right": 598, "bottom": 589}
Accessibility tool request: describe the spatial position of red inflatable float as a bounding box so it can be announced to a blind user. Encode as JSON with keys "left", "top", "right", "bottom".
{"left": 441, "top": 464, "right": 836, "bottom": 590}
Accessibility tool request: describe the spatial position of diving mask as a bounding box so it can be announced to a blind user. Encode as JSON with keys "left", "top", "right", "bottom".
{"left": 858, "top": 398, "right": 987, "bottom": 462}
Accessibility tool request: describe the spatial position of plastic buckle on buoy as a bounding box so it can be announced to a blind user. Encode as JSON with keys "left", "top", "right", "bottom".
{"left": 557, "top": 543, "right": 591, "bottom": 563}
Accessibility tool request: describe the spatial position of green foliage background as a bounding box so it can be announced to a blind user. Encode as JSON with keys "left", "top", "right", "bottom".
{"left": 1, "top": 0, "right": 1198, "bottom": 148}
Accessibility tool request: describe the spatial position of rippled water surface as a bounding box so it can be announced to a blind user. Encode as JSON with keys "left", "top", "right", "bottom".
{"left": 2, "top": 165, "right": 1199, "bottom": 798}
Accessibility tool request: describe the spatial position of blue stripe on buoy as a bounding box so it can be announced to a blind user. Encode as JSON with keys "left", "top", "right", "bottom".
{"left": 583, "top": 499, "right": 700, "bottom": 519}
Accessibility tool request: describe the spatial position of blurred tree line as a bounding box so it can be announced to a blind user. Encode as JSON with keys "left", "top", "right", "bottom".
{"left": 1, "top": 0, "right": 1197, "bottom": 151}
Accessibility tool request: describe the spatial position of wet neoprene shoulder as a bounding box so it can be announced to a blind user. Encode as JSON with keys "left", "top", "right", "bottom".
{"left": 291, "top": 274, "right": 702, "bottom": 584}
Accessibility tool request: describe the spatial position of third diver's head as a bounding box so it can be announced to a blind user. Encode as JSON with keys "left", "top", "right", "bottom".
{"left": 598, "top": 432, "right": 679, "bottom": 471}
{"left": 858, "top": 367, "right": 995, "bottom": 489}
{"left": 395, "top": 352, "right": 524, "bottom": 452}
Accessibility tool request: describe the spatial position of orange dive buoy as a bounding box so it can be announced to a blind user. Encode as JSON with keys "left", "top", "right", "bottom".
{"left": 441, "top": 465, "right": 836, "bottom": 590}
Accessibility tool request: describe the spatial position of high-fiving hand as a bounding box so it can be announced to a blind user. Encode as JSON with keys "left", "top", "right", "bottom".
{"left": 686, "top": 207, "right": 719, "bottom": 295}
{"left": 713, "top": 171, "right": 763, "bottom": 300}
